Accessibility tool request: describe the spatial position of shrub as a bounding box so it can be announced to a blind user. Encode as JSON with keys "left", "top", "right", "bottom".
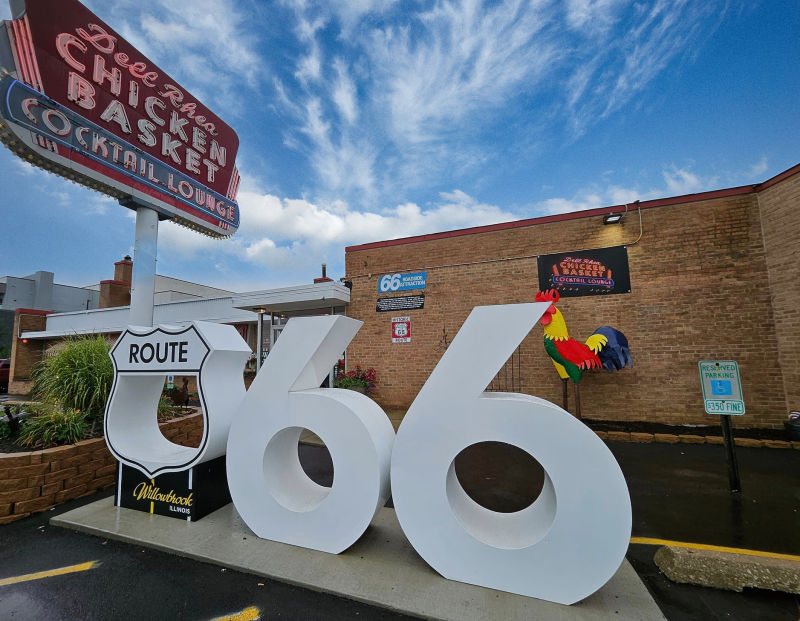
{"left": 32, "top": 335, "right": 113, "bottom": 421}
{"left": 17, "top": 405, "right": 88, "bottom": 448}
{"left": 334, "top": 366, "right": 376, "bottom": 393}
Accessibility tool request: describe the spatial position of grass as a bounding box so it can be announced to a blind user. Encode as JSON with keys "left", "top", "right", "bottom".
{"left": 31, "top": 335, "right": 113, "bottom": 422}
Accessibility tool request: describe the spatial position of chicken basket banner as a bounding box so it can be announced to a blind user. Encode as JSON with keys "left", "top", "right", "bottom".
{"left": 537, "top": 246, "right": 631, "bottom": 297}
{"left": 104, "top": 307, "right": 632, "bottom": 606}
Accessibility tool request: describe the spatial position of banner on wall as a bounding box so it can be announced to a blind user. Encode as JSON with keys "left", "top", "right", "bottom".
{"left": 537, "top": 246, "right": 631, "bottom": 297}
{"left": 376, "top": 294, "right": 424, "bottom": 312}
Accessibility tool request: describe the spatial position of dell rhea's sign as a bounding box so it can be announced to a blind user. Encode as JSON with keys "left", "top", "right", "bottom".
{"left": 0, "top": 0, "right": 240, "bottom": 237}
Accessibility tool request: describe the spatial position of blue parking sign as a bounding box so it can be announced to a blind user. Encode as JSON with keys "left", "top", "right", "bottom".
{"left": 710, "top": 380, "right": 732, "bottom": 396}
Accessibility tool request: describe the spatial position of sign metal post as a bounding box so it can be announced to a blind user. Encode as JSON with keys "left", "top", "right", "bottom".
{"left": 129, "top": 206, "right": 159, "bottom": 328}
{"left": 699, "top": 360, "right": 744, "bottom": 494}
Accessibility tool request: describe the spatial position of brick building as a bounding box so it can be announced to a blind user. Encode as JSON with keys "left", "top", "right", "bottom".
{"left": 344, "top": 164, "right": 800, "bottom": 429}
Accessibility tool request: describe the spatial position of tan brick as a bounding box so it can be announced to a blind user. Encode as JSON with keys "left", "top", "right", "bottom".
{"left": 678, "top": 435, "right": 705, "bottom": 444}
{"left": 762, "top": 440, "right": 791, "bottom": 449}
{"left": 15, "top": 494, "right": 55, "bottom": 514}
{"left": 75, "top": 441, "right": 101, "bottom": 455}
{"left": 594, "top": 430, "right": 608, "bottom": 440}
{"left": 0, "top": 477, "right": 30, "bottom": 492}
{"left": 27, "top": 475, "right": 45, "bottom": 486}
{"left": 44, "top": 467, "right": 78, "bottom": 484}
{"left": 0, "top": 513, "right": 28, "bottom": 524}
{"left": 89, "top": 475, "right": 115, "bottom": 490}
{"left": 6, "top": 463, "right": 50, "bottom": 478}
{"left": 64, "top": 472, "right": 96, "bottom": 488}
{"left": 53, "top": 453, "right": 93, "bottom": 470}
{"left": 0, "top": 454, "right": 31, "bottom": 468}
{"left": 734, "top": 438, "right": 763, "bottom": 448}
{"left": 95, "top": 463, "right": 117, "bottom": 478}
{"left": 0, "top": 502, "right": 12, "bottom": 516}
{"left": 92, "top": 448, "right": 112, "bottom": 462}
{"left": 654, "top": 434, "right": 680, "bottom": 444}
{"left": 42, "top": 445, "right": 79, "bottom": 460}
{"left": 705, "top": 436, "right": 725, "bottom": 445}
{"left": 55, "top": 484, "right": 88, "bottom": 503}
{"left": 0, "top": 487, "right": 39, "bottom": 503}
{"left": 78, "top": 459, "right": 105, "bottom": 475}
{"left": 630, "top": 433, "right": 654, "bottom": 443}
{"left": 606, "top": 432, "right": 631, "bottom": 442}
{"left": 41, "top": 481, "right": 63, "bottom": 496}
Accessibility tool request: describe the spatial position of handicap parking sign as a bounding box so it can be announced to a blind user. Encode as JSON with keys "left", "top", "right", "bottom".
{"left": 710, "top": 379, "right": 732, "bottom": 396}
{"left": 699, "top": 361, "right": 744, "bottom": 415}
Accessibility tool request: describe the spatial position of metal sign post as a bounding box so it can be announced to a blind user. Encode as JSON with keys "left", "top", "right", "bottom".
{"left": 699, "top": 360, "right": 745, "bottom": 493}
{"left": 129, "top": 206, "right": 159, "bottom": 327}
{"left": 719, "top": 414, "right": 741, "bottom": 493}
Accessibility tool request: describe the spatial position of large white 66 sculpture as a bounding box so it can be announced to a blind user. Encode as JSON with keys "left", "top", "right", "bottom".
{"left": 392, "top": 304, "right": 631, "bottom": 605}
{"left": 226, "top": 304, "right": 631, "bottom": 605}
{"left": 226, "top": 315, "right": 395, "bottom": 554}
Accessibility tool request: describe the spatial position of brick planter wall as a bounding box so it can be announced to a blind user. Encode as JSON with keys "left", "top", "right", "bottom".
{"left": 0, "top": 411, "right": 203, "bottom": 524}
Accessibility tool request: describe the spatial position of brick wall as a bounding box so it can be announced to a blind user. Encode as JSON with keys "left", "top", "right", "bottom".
{"left": 0, "top": 411, "right": 203, "bottom": 524}
{"left": 9, "top": 309, "right": 50, "bottom": 394}
{"left": 758, "top": 170, "right": 800, "bottom": 413}
{"left": 345, "top": 186, "right": 791, "bottom": 429}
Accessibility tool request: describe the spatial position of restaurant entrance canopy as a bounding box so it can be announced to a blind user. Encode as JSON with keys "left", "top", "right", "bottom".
{"left": 232, "top": 281, "right": 351, "bottom": 372}
{"left": 232, "top": 282, "right": 350, "bottom": 316}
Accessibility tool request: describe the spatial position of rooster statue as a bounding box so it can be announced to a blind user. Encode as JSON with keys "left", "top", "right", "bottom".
{"left": 535, "top": 289, "right": 632, "bottom": 417}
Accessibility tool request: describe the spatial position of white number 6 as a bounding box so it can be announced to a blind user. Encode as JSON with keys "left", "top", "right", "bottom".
{"left": 226, "top": 315, "right": 395, "bottom": 553}
{"left": 391, "top": 303, "right": 632, "bottom": 605}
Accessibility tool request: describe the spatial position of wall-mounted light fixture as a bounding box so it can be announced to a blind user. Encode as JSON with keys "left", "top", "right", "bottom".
{"left": 603, "top": 213, "right": 623, "bottom": 225}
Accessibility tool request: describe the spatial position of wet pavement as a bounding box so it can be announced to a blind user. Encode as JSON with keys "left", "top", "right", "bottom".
{"left": 0, "top": 440, "right": 798, "bottom": 620}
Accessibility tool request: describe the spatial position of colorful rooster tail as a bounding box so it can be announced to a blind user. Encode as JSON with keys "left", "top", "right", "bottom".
{"left": 591, "top": 326, "right": 632, "bottom": 372}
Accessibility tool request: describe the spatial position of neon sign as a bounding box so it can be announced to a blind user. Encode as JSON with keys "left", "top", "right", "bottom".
{"left": 0, "top": 0, "right": 240, "bottom": 237}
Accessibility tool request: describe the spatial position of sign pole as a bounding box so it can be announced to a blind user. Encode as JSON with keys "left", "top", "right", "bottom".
{"left": 699, "top": 360, "right": 745, "bottom": 495}
{"left": 720, "top": 415, "right": 741, "bottom": 493}
{"left": 129, "top": 206, "right": 159, "bottom": 327}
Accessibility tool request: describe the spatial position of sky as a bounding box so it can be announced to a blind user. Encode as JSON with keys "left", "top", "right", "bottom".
{"left": 0, "top": 0, "right": 797, "bottom": 292}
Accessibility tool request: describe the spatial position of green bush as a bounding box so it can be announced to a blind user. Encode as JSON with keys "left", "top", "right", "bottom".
{"left": 32, "top": 335, "right": 113, "bottom": 421}
{"left": 17, "top": 405, "right": 88, "bottom": 448}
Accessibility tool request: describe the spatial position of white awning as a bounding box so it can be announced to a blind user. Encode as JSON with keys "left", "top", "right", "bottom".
{"left": 232, "top": 282, "right": 350, "bottom": 315}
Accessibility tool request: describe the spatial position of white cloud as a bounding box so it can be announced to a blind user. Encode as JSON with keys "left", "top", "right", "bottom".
{"left": 565, "top": 0, "right": 627, "bottom": 35}
{"left": 369, "top": 0, "right": 559, "bottom": 144}
{"left": 332, "top": 58, "right": 358, "bottom": 124}
{"left": 84, "top": 0, "right": 263, "bottom": 115}
{"left": 662, "top": 165, "right": 715, "bottom": 196}
{"left": 157, "top": 183, "right": 517, "bottom": 284}
{"left": 747, "top": 156, "right": 768, "bottom": 179}
{"left": 534, "top": 164, "right": 719, "bottom": 215}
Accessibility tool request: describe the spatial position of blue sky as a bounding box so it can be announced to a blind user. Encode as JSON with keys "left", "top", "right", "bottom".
{"left": 1, "top": 0, "right": 797, "bottom": 291}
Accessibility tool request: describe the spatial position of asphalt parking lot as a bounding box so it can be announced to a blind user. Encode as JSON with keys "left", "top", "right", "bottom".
{"left": 0, "top": 440, "right": 798, "bottom": 620}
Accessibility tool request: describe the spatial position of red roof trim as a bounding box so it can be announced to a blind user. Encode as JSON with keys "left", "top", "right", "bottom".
{"left": 754, "top": 162, "right": 800, "bottom": 192}
{"left": 15, "top": 308, "right": 53, "bottom": 316}
{"left": 346, "top": 184, "right": 758, "bottom": 252}
{"left": 114, "top": 260, "right": 133, "bottom": 266}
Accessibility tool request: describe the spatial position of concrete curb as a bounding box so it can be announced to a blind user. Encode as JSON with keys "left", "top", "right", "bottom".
{"left": 654, "top": 545, "right": 800, "bottom": 594}
{"left": 593, "top": 430, "right": 799, "bottom": 449}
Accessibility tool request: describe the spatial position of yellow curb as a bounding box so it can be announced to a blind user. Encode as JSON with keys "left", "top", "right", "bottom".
{"left": 630, "top": 537, "right": 800, "bottom": 563}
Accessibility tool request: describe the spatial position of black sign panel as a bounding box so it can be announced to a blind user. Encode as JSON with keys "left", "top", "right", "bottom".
{"left": 116, "top": 455, "right": 230, "bottom": 521}
{"left": 376, "top": 294, "right": 425, "bottom": 312}
{"left": 537, "top": 246, "right": 630, "bottom": 297}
